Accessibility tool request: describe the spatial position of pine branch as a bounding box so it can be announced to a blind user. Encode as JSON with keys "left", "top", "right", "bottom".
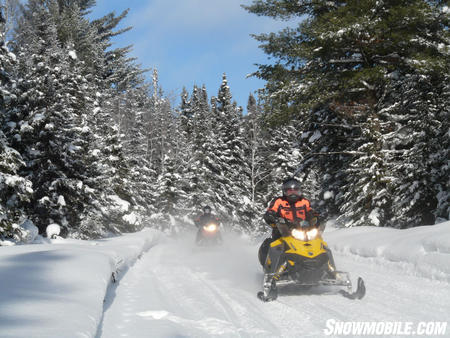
{"left": 312, "top": 122, "right": 361, "bottom": 129}
{"left": 309, "top": 149, "right": 410, "bottom": 156}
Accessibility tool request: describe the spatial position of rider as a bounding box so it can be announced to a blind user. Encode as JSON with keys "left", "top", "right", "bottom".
{"left": 258, "top": 178, "right": 319, "bottom": 266}
{"left": 194, "top": 206, "right": 221, "bottom": 242}
{"left": 194, "top": 206, "right": 219, "bottom": 227}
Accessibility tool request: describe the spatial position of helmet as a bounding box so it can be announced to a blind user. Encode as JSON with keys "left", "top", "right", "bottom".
{"left": 203, "top": 206, "right": 212, "bottom": 214}
{"left": 282, "top": 178, "right": 301, "bottom": 199}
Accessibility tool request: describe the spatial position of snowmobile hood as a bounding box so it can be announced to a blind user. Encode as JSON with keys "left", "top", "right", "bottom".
{"left": 270, "top": 236, "right": 328, "bottom": 259}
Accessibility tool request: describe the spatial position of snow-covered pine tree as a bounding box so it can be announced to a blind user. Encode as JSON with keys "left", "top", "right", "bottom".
{"left": 145, "top": 70, "right": 171, "bottom": 176}
{"left": 435, "top": 69, "right": 450, "bottom": 222}
{"left": 89, "top": 8, "right": 147, "bottom": 93}
{"left": 179, "top": 86, "right": 194, "bottom": 138}
{"left": 52, "top": 0, "right": 151, "bottom": 234}
{"left": 144, "top": 70, "right": 185, "bottom": 228}
{"left": 336, "top": 115, "right": 392, "bottom": 227}
{"left": 375, "top": 71, "right": 449, "bottom": 228}
{"left": 11, "top": 1, "right": 106, "bottom": 237}
{"left": 175, "top": 83, "right": 219, "bottom": 224}
{"left": 244, "top": 0, "right": 449, "bottom": 226}
{"left": 55, "top": 0, "right": 96, "bottom": 13}
{"left": 340, "top": 1, "right": 450, "bottom": 227}
{"left": 244, "top": 94, "right": 264, "bottom": 204}
{"left": 241, "top": 94, "right": 269, "bottom": 232}
{"left": 118, "top": 85, "right": 158, "bottom": 223}
{"left": 153, "top": 146, "right": 189, "bottom": 232}
{"left": 173, "top": 86, "right": 197, "bottom": 216}
{"left": 0, "top": 130, "right": 34, "bottom": 242}
{"left": 0, "top": 26, "right": 34, "bottom": 243}
{"left": 262, "top": 122, "right": 303, "bottom": 200}
{"left": 187, "top": 85, "right": 213, "bottom": 206}
{"left": 88, "top": 87, "right": 143, "bottom": 235}
{"left": 208, "top": 74, "right": 249, "bottom": 229}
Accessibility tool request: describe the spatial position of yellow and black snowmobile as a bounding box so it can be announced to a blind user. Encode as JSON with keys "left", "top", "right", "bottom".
{"left": 257, "top": 219, "right": 365, "bottom": 302}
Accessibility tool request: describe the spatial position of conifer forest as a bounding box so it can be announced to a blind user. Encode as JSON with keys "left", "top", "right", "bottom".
{"left": 0, "top": 0, "right": 448, "bottom": 243}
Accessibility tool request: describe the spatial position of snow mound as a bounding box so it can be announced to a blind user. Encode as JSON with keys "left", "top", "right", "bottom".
{"left": 46, "top": 223, "right": 61, "bottom": 238}
{"left": 326, "top": 221, "right": 450, "bottom": 282}
{"left": 0, "top": 228, "right": 161, "bottom": 338}
{"left": 21, "top": 220, "right": 39, "bottom": 243}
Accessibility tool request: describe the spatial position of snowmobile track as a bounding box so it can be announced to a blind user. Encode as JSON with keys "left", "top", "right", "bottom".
{"left": 99, "top": 232, "right": 450, "bottom": 337}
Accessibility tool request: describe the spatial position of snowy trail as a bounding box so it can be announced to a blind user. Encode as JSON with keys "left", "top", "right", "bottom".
{"left": 99, "top": 231, "right": 450, "bottom": 338}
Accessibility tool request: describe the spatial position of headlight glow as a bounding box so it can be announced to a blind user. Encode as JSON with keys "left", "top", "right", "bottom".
{"left": 292, "top": 227, "right": 319, "bottom": 241}
{"left": 306, "top": 228, "right": 319, "bottom": 240}
{"left": 291, "top": 229, "right": 306, "bottom": 241}
{"left": 203, "top": 223, "right": 217, "bottom": 232}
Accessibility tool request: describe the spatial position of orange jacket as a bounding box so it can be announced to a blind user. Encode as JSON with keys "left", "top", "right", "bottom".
{"left": 266, "top": 197, "right": 312, "bottom": 225}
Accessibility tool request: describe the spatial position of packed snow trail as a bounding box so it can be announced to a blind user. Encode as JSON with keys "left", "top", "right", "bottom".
{"left": 99, "top": 229, "right": 450, "bottom": 338}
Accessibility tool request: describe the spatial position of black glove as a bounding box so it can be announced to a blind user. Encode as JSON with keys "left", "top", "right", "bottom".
{"left": 264, "top": 210, "right": 277, "bottom": 225}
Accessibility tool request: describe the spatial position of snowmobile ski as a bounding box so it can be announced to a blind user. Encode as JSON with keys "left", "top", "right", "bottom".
{"left": 257, "top": 278, "right": 278, "bottom": 302}
{"left": 339, "top": 277, "right": 366, "bottom": 300}
{"left": 257, "top": 287, "right": 278, "bottom": 302}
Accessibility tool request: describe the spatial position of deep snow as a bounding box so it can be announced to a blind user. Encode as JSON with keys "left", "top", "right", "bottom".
{"left": 0, "top": 230, "right": 161, "bottom": 338}
{"left": 0, "top": 222, "right": 449, "bottom": 337}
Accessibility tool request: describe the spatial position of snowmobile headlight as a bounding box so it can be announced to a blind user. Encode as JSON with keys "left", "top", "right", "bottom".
{"left": 306, "top": 228, "right": 319, "bottom": 240}
{"left": 291, "top": 229, "right": 307, "bottom": 241}
{"left": 203, "top": 223, "right": 218, "bottom": 232}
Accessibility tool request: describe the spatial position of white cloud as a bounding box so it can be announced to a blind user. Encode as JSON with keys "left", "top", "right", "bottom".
{"left": 129, "top": 0, "right": 290, "bottom": 36}
{"left": 126, "top": 0, "right": 293, "bottom": 67}
{"left": 132, "top": 0, "right": 246, "bottom": 32}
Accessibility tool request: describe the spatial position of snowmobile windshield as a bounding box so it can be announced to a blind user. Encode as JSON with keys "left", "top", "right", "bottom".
{"left": 285, "top": 188, "right": 300, "bottom": 196}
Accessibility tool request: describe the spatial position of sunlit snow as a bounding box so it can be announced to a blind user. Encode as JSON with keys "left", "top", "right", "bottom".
{"left": 0, "top": 222, "right": 449, "bottom": 337}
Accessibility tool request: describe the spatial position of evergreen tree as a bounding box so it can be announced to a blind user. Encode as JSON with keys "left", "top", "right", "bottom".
{"left": 207, "top": 74, "right": 248, "bottom": 227}
{"left": 436, "top": 70, "right": 450, "bottom": 221}
{"left": 245, "top": 94, "right": 264, "bottom": 205}
{"left": 148, "top": 71, "right": 189, "bottom": 229}
{"left": 120, "top": 85, "right": 158, "bottom": 220}
{"left": 90, "top": 8, "right": 147, "bottom": 92}
{"left": 5, "top": 0, "right": 175, "bottom": 238}
{"left": 374, "top": 70, "right": 449, "bottom": 227}
{"left": 179, "top": 87, "right": 191, "bottom": 134}
{"left": 263, "top": 123, "right": 302, "bottom": 199}
{"left": 336, "top": 115, "right": 392, "bottom": 227}
{"left": 244, "top": 0, "right": 449, "bottom": 226}
{"left": 10, "top": 2, "right": 105, "bottom": 237}
{"left": 179, "top": 84, "right": 215, "bottom": 213}
{"left": 0, "top": 28, "right": 34, "bottom": 242}
{"left": 243, "top": 0, "right": 448, "bottom": 111}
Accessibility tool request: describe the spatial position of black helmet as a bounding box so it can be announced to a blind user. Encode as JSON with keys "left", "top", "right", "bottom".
{"left": 203, "top": 205, "right": 212, "bottom": 214}
{"left": 282, "top": 178, "right": 301, "bottom": 199}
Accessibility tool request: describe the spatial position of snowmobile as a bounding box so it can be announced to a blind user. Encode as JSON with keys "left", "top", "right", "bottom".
{"left": 196, "top": 221, "right": 223, "bottom": 246}
{"left": 257, "top": 219, "right": 365, "bottom": 302}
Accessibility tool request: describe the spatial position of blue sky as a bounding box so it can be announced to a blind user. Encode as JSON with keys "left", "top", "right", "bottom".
{"left": 89, "top": 0, "right": 290, "bottom": 111}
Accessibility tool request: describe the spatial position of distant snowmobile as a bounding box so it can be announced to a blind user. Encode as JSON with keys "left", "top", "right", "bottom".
{"left": 196, "top": 221, "right": 223, "bottom": 246}
{"left": 257, "top": 219, "right": 365, "bottom": 302}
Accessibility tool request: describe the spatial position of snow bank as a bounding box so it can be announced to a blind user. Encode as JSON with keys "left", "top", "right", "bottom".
{"left": 1, "top": 222, "right": 449, "bottom": 337}
{"left": 0, "top": 228, "right": 161, "bottom": 338}
{"left": 326, "top": 221, "right": 450, "bottom": 282}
